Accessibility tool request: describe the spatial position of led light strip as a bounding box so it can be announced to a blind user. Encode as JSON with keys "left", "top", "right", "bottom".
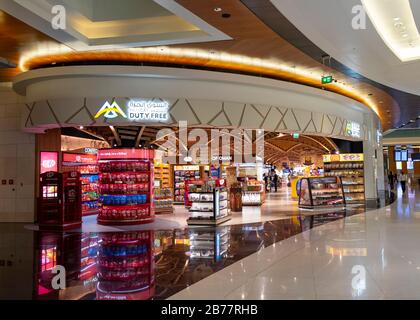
{"left": 361, "top": 0, "right": 420, "bottom": 62}
{"left": 18, "top": 45, "right": 379, "bottom": 116}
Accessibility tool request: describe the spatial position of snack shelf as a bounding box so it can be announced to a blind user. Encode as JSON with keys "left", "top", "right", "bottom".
{"left": 97, "top": 149, "right": 154, "bottom": 225}
{"left": 323, "top": 156, "right": 365, "bottom": 205}
{"left": 299, "top": 176, "right": 345, "bottom": 209}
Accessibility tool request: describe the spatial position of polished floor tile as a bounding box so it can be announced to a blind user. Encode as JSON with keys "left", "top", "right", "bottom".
{"left": 170, "top": 187, "right": 419, "bottom": 300}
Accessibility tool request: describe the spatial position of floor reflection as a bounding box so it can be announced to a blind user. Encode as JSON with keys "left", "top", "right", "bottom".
{"left": 25, "top": 208, "right": 364, "bottom": 300}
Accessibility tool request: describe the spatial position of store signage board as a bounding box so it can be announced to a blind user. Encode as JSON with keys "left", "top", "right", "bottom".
{"left": 340, "top": 153, "right": 364, "bottom": 161}
{"left": 40, "top": 152, "right": 58, "bottom": 174}
{"left": 98, "top": 149, "right": 154, "bottom": 160}
{"left": 345, "top": 121, "right": 361, "bottom": 139}
{"left": 62, "top": 153, "right": 97, "bottom": 164}
{"left": 174, "top": 165, "right": 200, "bottom": 171}
{"left": 323, "top": 153, "right": 364, "bottom": 162}
{"left": 127, "top": 100, "right": 169, "bottom": 122}
{"left": 84, "top": 148, "right": 98, "bottom": 154}
{"left": 95, "top": 99, "right": 170, "bottom": 123}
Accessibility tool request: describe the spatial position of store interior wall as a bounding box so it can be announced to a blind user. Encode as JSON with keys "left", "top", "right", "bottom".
{"left": 0, "top": 85, "right": 35, "bottom": 222}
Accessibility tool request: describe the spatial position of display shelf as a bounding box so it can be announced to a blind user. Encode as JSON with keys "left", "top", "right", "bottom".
{"left": 97, "top": 149, "right": 154, "bottom": 225}
{"left": 174, "top": 165, "right": 201, "bottom": 204}
{"left": 323, "top": 155, "right": 365, "bottom": 205}
{"left": 187, "top": 180, "right": 231, "bottom": 226}
{"left": 154, "top": 161, "right": 172, "bottom": 189}
{"left": 299, "top": 176, "right": 345, "bottom": 209}
{"left": 154, "top": 188, "right": 173, "bottom": 214}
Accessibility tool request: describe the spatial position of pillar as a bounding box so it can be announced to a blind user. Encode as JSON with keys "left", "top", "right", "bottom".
{"left": 363, "top": 113, "right": 384, "bottom": 207}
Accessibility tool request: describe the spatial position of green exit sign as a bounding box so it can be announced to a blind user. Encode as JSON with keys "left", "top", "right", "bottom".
{"left": 321, "top": 75, "right": 333, "bottom": 84}
{"left": 293, "top": 133, "right": 299, "bottom": 139}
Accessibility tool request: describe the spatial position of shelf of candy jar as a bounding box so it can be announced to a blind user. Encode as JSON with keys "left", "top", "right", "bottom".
{"left": 96, "top": 231, "right": 154, "bottom": 300}
{"left": 154, "top": 188, "right": 173, "bottom": 214}
{"left": 189, "top": 227, "right": 230, "bottom": 260}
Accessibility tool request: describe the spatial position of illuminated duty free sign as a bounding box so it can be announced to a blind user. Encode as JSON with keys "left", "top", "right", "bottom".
{"left": 127, "top": 100, "right": 169, "bottom": 122}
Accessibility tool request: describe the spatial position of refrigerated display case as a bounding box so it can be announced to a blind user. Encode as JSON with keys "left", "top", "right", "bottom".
{"left": 97, "top": 149, "right": 154, "bottom": 225}
{"left": 298, "top": 176, "right": 345, "bottom": 209}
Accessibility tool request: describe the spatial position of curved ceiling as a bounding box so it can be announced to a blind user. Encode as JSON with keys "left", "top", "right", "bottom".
{"left": 268, "top": 0, "right": 420, "bottom": 128}
{"left": 0, "top": 0, "right": 413, "bottom": 130}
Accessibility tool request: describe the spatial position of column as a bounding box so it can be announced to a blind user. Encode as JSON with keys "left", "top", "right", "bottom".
{"left": 363, "top": 113, "right": 384, "bottom": 207}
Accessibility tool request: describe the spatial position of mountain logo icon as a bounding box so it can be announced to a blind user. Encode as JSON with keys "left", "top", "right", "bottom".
{"left": 95, "top": 101, "right": 127, "bottom": 119}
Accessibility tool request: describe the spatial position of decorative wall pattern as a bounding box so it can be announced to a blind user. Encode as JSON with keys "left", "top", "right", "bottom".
{"left": 21, "top": 97, "right": 367, "bottom": 141}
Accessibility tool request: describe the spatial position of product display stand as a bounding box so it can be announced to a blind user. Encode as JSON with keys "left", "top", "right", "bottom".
{"left": 323, "top": 154, "right": 365, "bottom": 204}
{"left": 96, "top": 231, "right": 155, "bottom": 300}
{"left": 173, "top": 166, "right": 201, "bottom": 204}
{"left": 154, "top": 188, "right": 174, "bottom": 214}
{"left": 97, "top": 149, "right": 154, "bottom": 225}
{"left": 62, "top": 153, "right": 99, "bottom": 216}
{"left": 242, "top": 181, "right": 265, "bottom": 206}
{"left": 298, "top": 176, "right": 345, "bottom": 209}
{"left": 154, "top": 161, "right": 171, "bottom": 188}
{"left": 187, "top": 183, "right": 230, "bottom": 226}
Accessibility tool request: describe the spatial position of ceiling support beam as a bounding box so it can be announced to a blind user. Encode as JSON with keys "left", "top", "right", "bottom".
{"left": 135, "top": 126, "right": 146, "bottom": 147}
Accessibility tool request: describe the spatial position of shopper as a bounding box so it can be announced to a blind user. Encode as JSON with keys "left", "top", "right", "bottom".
{"left": 263, "top": 173, "right": 269, "bottom": 192}
{"left": 272, "top": 171, "right": 279, "bottom": 192}
{"left": 388, "top": 171, "right": 394, "bottom": 189}
{"left": 399, "top": 172, "right": 408, "bottom": 193}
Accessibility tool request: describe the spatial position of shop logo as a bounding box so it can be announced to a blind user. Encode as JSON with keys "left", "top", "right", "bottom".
{"left": 42, "top": 159, "right": 56, "bottom": 169}
{"left": 95, "top": 101, "right": 127, "bottom": 119}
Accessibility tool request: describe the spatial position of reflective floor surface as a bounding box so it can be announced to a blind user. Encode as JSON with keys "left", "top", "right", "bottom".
{"left": 0, "top": 191, "right": 366, "bottom": 300}
{"left": 170, "top": 187, "right": 419, "bottom": 300}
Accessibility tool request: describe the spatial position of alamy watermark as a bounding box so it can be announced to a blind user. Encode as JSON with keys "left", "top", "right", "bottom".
{"left": 51, "top": 5, "right": 66, "bottom": 30}
{"left": 352, "top": 4, "right": 367, "bottom": 30}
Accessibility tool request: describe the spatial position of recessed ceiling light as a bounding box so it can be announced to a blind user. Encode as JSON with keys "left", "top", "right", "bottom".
{"left": 409, "top": 120, "right": 415, "bottom": 122}
{"left": 379, "top": 101, "right": 383, "bottom": 104}
{"left": 79, "top": 126, "right": 84, "bottom": 129}
{"left": 402, "top": 34, "right": 409, "bottom": 38}
{"left": 214, "top": 7, "right": 222, "bottom": 12}
{"left": 394, "top": 17, "right": 400, "bottom": 21}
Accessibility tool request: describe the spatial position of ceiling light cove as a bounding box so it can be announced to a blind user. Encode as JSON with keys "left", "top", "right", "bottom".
{"left": 362, "top": 0, "right": 420, "bottom": 62}
{"left": 19, "top": 46, "right": 380, "bottom": 118}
